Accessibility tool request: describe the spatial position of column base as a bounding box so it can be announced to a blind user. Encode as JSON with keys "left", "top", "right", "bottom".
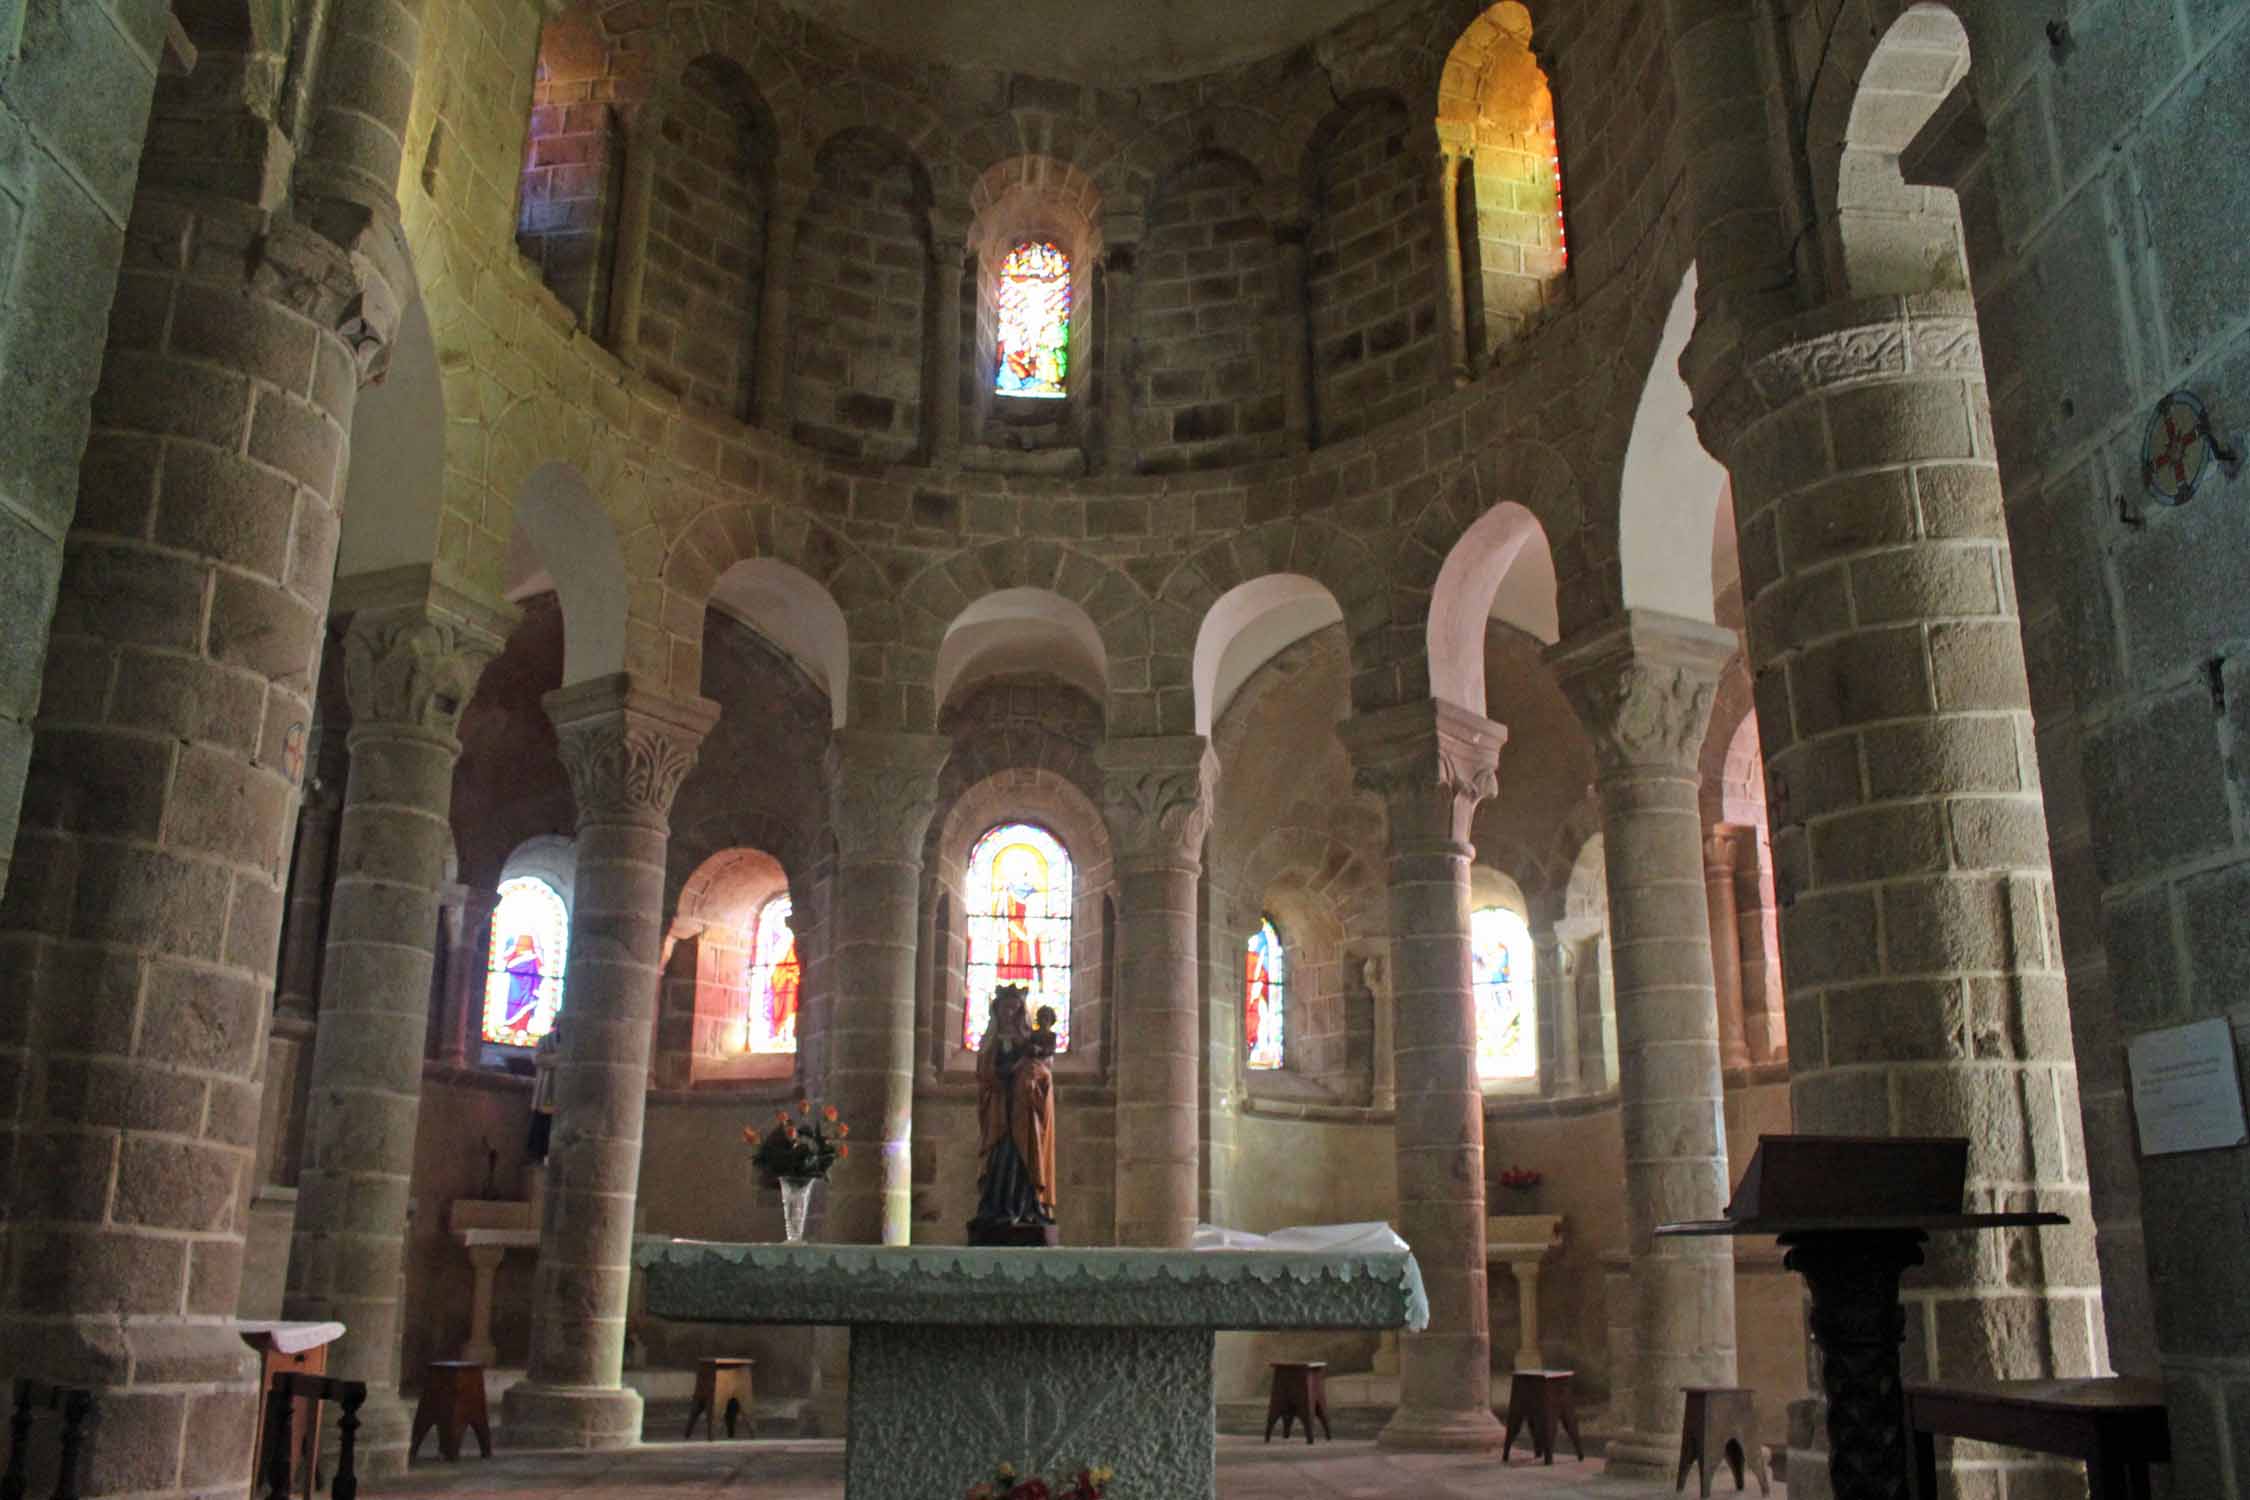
{"left": 499, "top": 1382, "right": 644, "bottom": 1451}
{"left": 1376, "top": 1403, "right": 1506, "bottom": 1451}
{"left": 1602, "top": 1429, "right": 1685, "bottom": 1479}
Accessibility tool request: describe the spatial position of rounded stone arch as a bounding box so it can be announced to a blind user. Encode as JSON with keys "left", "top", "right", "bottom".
{"left": 1296, "top": 86, "right": 1427, "bottom": 225}
{"left": 1127, "top": 107, "right": 1296, "bottom": 209}
{"left": 1409, "top": 444, "right": 1579, "bottom": 718}
{"left": 1408, "top": 0, "right": 1515, "bottom": 118}
{"left": 612, "top": 5, "right": 811, "bottom": 174}
{"left": 665, "top": 806, "right": 808, "bottom": 918}
{"left": 657, "top": 501, "right": 871, "bottom": 712}
{"left": 1619, "top": 264, "right": 1732, "bottom": 623}
{"left": 794, "top": 82, "right": 966, "bottom": 206}
{"left": 1221, "top": 820, "right": 1388, "bottom": 1087}
{"left": 1803, "top": 1, "right": 1983, "bottom": 300}
{"left": 934, "top": 688, "right": 1107, "bottom": 823}
{"left": 1156, "top": 519, "right": 1382, "bottom": 736}
{"left": 924, "top": 767, "right": 1117, "bottom": 1072}
{"left": 1697, "top": 651, "right": 1758, "bottom": 827}
{"left": 1189, "top": 576, "right": 1345, "bottom": 740}
{"left": 337, "top": 292, "right": 443, "bottom": 581}
{"left": 501, "top": 460, "right": 631, "bottom": 688}
{"left": 898, "top": 541, "right": 1148, "bottom": 727}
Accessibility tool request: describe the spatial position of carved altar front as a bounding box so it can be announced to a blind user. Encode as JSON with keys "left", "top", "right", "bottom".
{"left": 636, "top": 1239, "right": 1428, "bottom": 1500}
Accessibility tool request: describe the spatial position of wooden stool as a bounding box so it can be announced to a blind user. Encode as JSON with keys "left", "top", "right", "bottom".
{"left": 1676, "top": 1386, "right": 1769, "bottom": 1497}
{"left": 407, "top": 1362, "right": 490, "bottom": 1462}
{"left": 686, "top": 1358, "right": 755, "bottom": 1441}
{"left": 1502, "top": 1369, "right": 1584, "bottom": 1465}
{"left": 1263, "top": 1362, "right": 1331, "bottom": 1444}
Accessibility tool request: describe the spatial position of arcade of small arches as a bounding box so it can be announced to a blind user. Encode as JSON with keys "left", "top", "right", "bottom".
{"left": 5, "top": 0, "right": 2231, "bottom": 1493}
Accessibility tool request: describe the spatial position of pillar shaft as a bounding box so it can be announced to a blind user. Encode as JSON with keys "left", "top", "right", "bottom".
{"left": 929, "top": 235, "right": 967, "bottom": 463}
{"left": 823, "top": 731, "right": 949, "bottom": 1246}
{"left": 1704, "top": 828, "right": 1750, "bottom": 1072}
{"left": 1098, "top": 737, "right": 1217, "bottom": 1250}
{"left": 753, "top": 188, "right": 807, "bottom": 429}
{"left": 1436, "top": 145, "right": 1471, "bottom": 383}
{"left": 1693, "top": 299, "right": 2100, "bottom": 1487}
{"left": 504, "top": 676, "right": 717, "bottom": 1450}
{"left": 443, "top": 888, "right": 500, "bottom": 1070}
{"left": 284, "top": 583, "right": 505, "bottom": 1472}
{"left": 1273, "top": 224, "right": 1314, "bottom": 452}
{"left": 1550, "top": 613, "right": 1739, "bottom": 1477}
{"left": 0, "top": 181, "right": 401, "bottom": 1497}
{"left": 1339, "top": 700, "right": 1507, "bottom": 1451}
{"left": 1100, "top": 244, "right": 1138, "bottom": 475}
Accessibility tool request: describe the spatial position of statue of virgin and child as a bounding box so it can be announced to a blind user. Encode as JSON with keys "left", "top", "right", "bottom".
{"left": 969, "top": 983, "right": 1061, "bottom": 1247}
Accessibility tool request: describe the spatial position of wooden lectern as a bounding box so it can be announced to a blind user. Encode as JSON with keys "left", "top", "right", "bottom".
{"left": 239, "top": 1323, "right": 345, "bottom": 1499}
{"left": 1658, "top": 1136, "right": 2065, "bottom": 1500}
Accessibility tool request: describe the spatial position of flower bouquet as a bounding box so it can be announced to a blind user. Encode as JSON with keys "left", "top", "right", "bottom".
{"left": 965, "top": 1463, "right": 1112, "bottom": 1500}
{"left": 745, "top": 1097, "right": 851, "bottom": 1243}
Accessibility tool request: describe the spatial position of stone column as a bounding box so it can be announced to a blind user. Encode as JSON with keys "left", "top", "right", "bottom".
{"left": 1337, "top": 700, "right": 1507, "bottom": 1451}
{"left": 1099, "top": 243, "right": 1138, "bottom": 475}
{"left": 1704, "top": 827, "right": 1750, "bottom": 1072}
{"left": 1436, "top": 143, "right": 1472, "bottom": 383}
{"left": 929, "top": 233, "right": 967, "bottom": 464}
{"left": 283, "top": 578, "right": 507, "bottom": 1473}
{"left": 0, "top": 166, "right": 406, "bottom": 1498}
{"left": 1535, "top": 929, "right": 1581, "bottom": 1093}
{"left": 442, "top": 887, "right": 499, "bottom": 1070}
{"left": 753, "top": 186, "right": 808, "bottom": 430}
{"left": 1367, "top": 953, "right": 1398, "bottom": 1113}
{"left": 463, "top": 1244, "right": 507, "bottom": 1366}
{"left": 822, "top": 730, "right": 950, "bottom": 1246}
{"left": 1272, "top": 223, "right": 1314, "bottom": 452}
{"left": 1549, "top": 612, "right": 1739, "bottom": 1478}
{"left": 1098, "top": 738, "right": 1218, "bottom": 1249}
{"left": 256, "top": 779, "right": 346, "bottom": 1193}
{"left": 503, "top": 677, "right": 719, "bottom": 1449}
{"left": 1692, "top": 299, "right": 2099, "bottom": 1490}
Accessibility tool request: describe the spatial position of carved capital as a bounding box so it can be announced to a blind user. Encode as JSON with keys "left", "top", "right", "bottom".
{"left": 544, "top": 674, "right": 720, "bottom": 830}
{"left": 1548, "top": 612, "right": 1735, "bottom": 776}
{"left": 825, "top": 730, "right": 951, "bottom": 864}
{"left": 1691, "top": 294, "right": 1984, "bottom": 456}
{"left": 338, "top": 582, "right": 513, "bottom": 741}
{"left": 1097, "top": 736, "right": 1219, "bottom": 867}
{"left": 1337, "top": 700, "right": 1506, "bottom": 849}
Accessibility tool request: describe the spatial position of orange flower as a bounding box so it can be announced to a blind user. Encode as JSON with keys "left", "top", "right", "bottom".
{"left": 775, "top": 1110, "right": 790, "bottom": 1125}
{"left": 836, "top": 1123, "right": 850, "bottom": 1138}
{"left": 837, "top": 1143, "right": 850, "bottom": 1159}
{"left": 824, "top": 1105, "right": 839, "bottom": 1122}
{"left": 742, "top": 1126, "right": 758, "bottom": 1144}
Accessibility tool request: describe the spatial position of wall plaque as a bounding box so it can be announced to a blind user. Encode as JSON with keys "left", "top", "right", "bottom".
{"left": 2129, "top": 1017, "right": 2249, "bottom": 1156}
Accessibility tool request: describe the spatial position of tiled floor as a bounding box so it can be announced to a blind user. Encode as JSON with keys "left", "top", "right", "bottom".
{"left": 374, "top": 1438, "right": 1783, "bottom": 1498}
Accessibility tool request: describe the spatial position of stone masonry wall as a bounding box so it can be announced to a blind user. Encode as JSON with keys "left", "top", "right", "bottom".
{"left": 788, "top": 133, "right": 929, "bottom": 463}
{"left": 1307, "top": 92, "right": 1444, "bottom": 446}
{"left": 515, "top": 13, "right": 625, "bottom": 336}
{"left": 1134, "top": 154, "right": 1288, "bottom": 473}
{"left": 0, "top": 0, "right": 163, "bottom": 907}
{"left": 634, "top": 56, "right": 770, "bottom": 417}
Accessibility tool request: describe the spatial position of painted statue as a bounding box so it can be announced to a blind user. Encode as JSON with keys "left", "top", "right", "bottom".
{"left": 970, "top": 984, "right": 1057, "bottom": 1244}
{"left": 501, "top": 932, "right": 544, "bottom": 1033}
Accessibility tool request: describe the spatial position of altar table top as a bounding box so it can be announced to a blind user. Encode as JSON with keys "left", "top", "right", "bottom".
{"left": 634, "top": 1239, "right": 1430, "bottom": 1332}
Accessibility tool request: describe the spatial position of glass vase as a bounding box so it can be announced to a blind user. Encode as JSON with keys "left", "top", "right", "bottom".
{"left": 779, "top": 1175, "right": 818, "bottom": 1244}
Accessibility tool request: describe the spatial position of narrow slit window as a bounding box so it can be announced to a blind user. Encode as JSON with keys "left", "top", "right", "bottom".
{"left": 963, "top": 822, "right": 1074, "bottom": 1050}
{"left": 745, "top": 893, "right": 800, "bottom": 1055}
{"left": 484, "top": 876, "right": 569, "bottom": 1047}
{"left": 1245, "top": 918, "right": 1286, "bottom": 1071}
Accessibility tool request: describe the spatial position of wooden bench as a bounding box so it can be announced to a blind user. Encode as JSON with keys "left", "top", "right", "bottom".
{"left": 1906, "top": 1378, "right": 2169, "bottom": 1500}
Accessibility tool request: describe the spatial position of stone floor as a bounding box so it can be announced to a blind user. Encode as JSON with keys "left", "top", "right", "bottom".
{"left": 372, "top": 1438, "right": 1784, "bottom": 1498}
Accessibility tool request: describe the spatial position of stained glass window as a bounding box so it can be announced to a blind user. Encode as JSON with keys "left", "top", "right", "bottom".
{"left": 1245, "top": 918, "right": 1287, "bottom": 1071}
{"left": 484, "top": 876, "right": 568, "bottom": 1047}
{"left": 746, "top": 893, "right": 800, "bottom": 1055}
{"left": 994, "top": 241, "right": 1071, "bottom": 399}
{"left": 1472, "top": 905, "right": 1537, "bottom": 1081}
{"left": 964, "top": 822, "right": 1074, "bottom": 1051}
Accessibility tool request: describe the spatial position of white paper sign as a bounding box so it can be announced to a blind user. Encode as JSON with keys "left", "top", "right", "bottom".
{"left": 2129, "top": 1017, "right": 2249, "bottom": 1156}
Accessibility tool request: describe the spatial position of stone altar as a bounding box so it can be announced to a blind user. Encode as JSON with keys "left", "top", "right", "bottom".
{"left": 636, "top": 1231, "right": 1428, "bottom": 1500}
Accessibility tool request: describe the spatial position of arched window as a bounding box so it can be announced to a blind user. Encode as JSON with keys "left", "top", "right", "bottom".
{"left": 994, "top": 241, "right": 1072, "bottom": 398}
{"left": 1471, "top": 905, "right": 1537, "bottom": 1081}
{"left": 745, "top": 893, "right": 800, "bottom": 1055}
{"left": 484, "top": 876, "right": 569, "bottom": 1047}
{"left": 1245, "top": 917, "right": 1287, "bottom": 1071}
{"left": 963, "top": 822, "right": 1074, "bottom": 1050}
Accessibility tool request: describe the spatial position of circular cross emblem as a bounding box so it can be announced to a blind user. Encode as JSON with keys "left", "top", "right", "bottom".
{"left": 2144, "top": 391, "right": 2218, "bottom": 506}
